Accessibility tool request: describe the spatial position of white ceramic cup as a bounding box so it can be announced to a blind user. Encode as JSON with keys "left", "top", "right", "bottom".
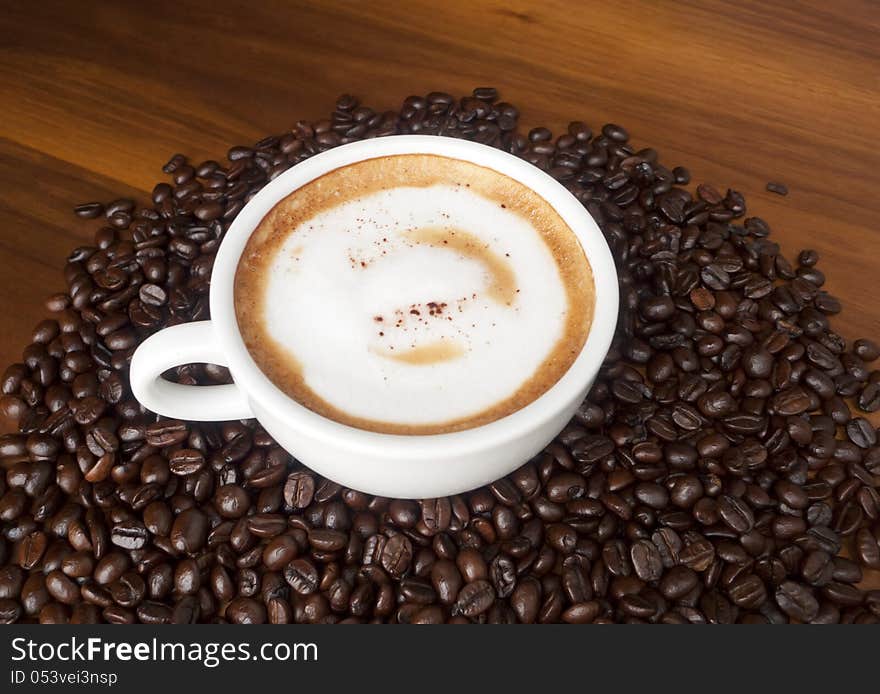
{"left": 130, "top": 135, "right": 619, "bottom": 498}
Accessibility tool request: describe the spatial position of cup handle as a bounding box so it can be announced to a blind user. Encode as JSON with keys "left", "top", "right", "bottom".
{"left": 130, "top": 321, "right": 253, "bottom": 421}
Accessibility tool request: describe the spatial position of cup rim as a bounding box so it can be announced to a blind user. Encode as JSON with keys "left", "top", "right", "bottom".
{"left": 210, "top": 135, "right": 618, "bottom": 457}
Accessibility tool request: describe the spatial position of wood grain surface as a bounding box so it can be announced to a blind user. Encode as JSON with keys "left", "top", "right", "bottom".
{"left": 2, "top": 0, "right": 879, "bottom": 364}
{"left": 1, "top": 0, "right": 878, "bottom": 588}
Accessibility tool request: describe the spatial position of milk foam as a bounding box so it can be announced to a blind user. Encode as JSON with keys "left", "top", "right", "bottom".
{"left": 260, "top": 184, "right": 570, "bottom": 427}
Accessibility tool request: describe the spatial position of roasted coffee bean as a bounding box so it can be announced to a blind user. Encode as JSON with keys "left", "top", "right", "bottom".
{"left": 774, "top": 480, "right": 808, "bottom": 509}
{"left": 226, "top": 597, "right": 266, "bottom": 624}
{"left": 855, "top": 528, "right": 880, "bottom": 569}
{"left": 110, "top": 520, "right": 149, "bottom": 550}
{"left": 16, "top": 531, "right": 47, "bottom": 570}
{"left": 546, "top": 472, "right": 586, "bottom": 502}
{"left": 680, "top": 538, "right": 714, "bottom": 572}
{"left": 0, "top": 566, "right": 23, "bottom": 601}
{"left": 453, "top": 580, "right": 495, "bottom": 617}
{"left": 697, "top": 391, "right": 737, "bottom": 418}
{"left": 421, "top": 498, "right": 452, "bottom": 532}
{"left": 74, "top": 202, "right": 105, "bottom": 219}
{"left": 214, "top": 485, "right": 251, "bottom": 519}
{"left": 853, "top": 339, "right": 879, "bottom": 362}
{"left": 61, "top": 551, "right": 94, "bottom": 579}
{"left": 308, "top": 529, "right": 347, "bottom": 552}
{"left": 45, "top": 570, "right": 79, "bottom": 605}
{"left": 775, "top": 581, "right": 819, "bottom": 622}
{"left": 562, "top": 600, "right": 601, "bottom": 624}
{"left": 380, "top": 534, "right": 413, "bottom": 579}
{"left": 846, "top": 417, "right": 877, "bottom": 449}
{"left": 431, "top": 559, "right": 462, "bottom": 605}
{"left": 832, "top": 557, "right": 863, "bottom": 584}
{"left": 168, "top": 449, "right": 205, "bottom": 475}
{"left": 822, "top": 582, "right": 864, "bottom": 607}
{"left": 510, "top": 577, "right": 542, "bottom": 623}
{"left": 456, "top": 548, "right": 488, "bottom": 583}
{"left": 859, "top": 383, "right": 880, "bottom": 412}
{"left": 247, "top": 513, "right": 287, "bottom": 538}
{"left": 660, "top": 566, "right": 698, "bottom": 600}
{"left": 145, "top": 420, "right": 188, "bottom": 448}
{"left": 284, "top": 559, "right": 319, "bottom": 595}
{"left": 561, "top": 562, "right": 591, "bottom": 603}
{"left": 262, "top": 535, "right": 299, "bottom": 571}
{"left": 620, "top": 593, "right": 656, "bottom": 619}
{"left": 170, "top": 509, "right": 208, "bottom": 554}
{"left": 630, "top": 539, "right": 663, "bottom": 582}
{"left": 802, "top": 550, "right": 834, "bottom": 587}
{"left": 94, "top": 553, "right": 129, "bottom": 585}
{"left": 110, "top": 572, "right": 146, "bottom": 607}
{"left": 283, "top": 471, "right": 315, "bottom": 509}
{"left": 717, "top": 495, "right": 754, "bottom": 533}
{"left": 772, "top": 387, "right": 812, "bottom": 416}
{"left": 727, "top": 574, "right": 767, "bottom": 609}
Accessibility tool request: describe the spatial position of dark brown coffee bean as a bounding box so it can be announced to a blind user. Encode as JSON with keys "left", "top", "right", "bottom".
{"left": 283, "top": 471, "right": 315, "bottom": 509}
{"left": 94, "top": 553, "right": 129, "bottom": 585}
{"left": 16, "top": 531, "right": 47, "bottom": 570}
{"left": 111, "top": 520, "right": 149, "bottom": 550}
{"left": 168, "top": 448, "right": 205, "bottom": 475}
{"left": 630, "top": 539, "right": 663, "bottom": 582}
{"left": 775, "top": 580, "right": 819, "bottom": 622}
{"left": 680, "top": 537, "right": 714, "bottom": 572}
{"left": 546, "top": 472, "right": 586, "bottom": 502}
{"left": 453, "top": 579, "right": 495, "bottom": 617}
{"left": 560, "top": 600, "right": 600, "bottom": 624}
{"left": 859, "top": 383, "right": 880, "bottom": 412}
{"left": 308, "top": 529, "right": 347, "bottom": 552}
{"left": 214, "top": 485, "right": 251, "bottom": 519}
{"left": 421, "top": 498, "right": 452, "bottom": 532}
{"left": 61, "top": 551, "right": 95, "bottom": 579}
{"left": 226, "top": 597, "right": 266, "bottom": 624}
{"left": 717, "top": 495, "right": 754, "bottom": 533}
{"left": 284, "top": 558, "right": 319, "bottom": 595}
{"left": 45, "top": 570, "right": 79, "bottom": 605}
{"left": 262, "top": 535, "right": 299, "bottom": 571}
{"left": 620, "top": 593, "right": 656, "bottom": 619}
{"left": 772, "top": 387, "right": 812, "bottom": 416}
{"left": 110, "top": 572, "right": 146, "bottom": 607}
{"left": 380, "top": 534, "right": 413, "bottom": 579}
{"left": 802, "top": 550, "right": 834, "bottom": 587}
{"left": 855, "top": 527, "right": 880, "bottom": 569}
{"left": 145, "top": 420, "right": 188, "bottom": 447}
{"left": 660, "top": 566, "right": 698, "bottom": 600}
{"left": 822, "top": 581, "right": 863, "bottom": 607}
{"left": 697, "top": 391, "right": 737, "bottom": 418}
{"left": 727, "top": 573, "right": 767, "bottom": 609}
{"left": 247, "top": 513, "right": 287, "bottom": 538}
{"left": 75, "top": 202, "right": 105, "bottom": 219}
{"left": 456, "top": 548, "right": 488, "bottom": 583}
{"left": 847, "top": 417, "right": 877, "bottom": 449}
{"left": 853, "top": 339, "right": 879, "bottom": 362}
{"left": 170, "top": 508, "right": 208, "bottom": 554}
{"left": 431, "top": 559, "right": 462, "bottom": 605}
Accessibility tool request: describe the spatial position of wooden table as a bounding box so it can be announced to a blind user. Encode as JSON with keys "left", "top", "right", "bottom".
{"left": 1, "top": 0, "right": 878, "bottom": 590}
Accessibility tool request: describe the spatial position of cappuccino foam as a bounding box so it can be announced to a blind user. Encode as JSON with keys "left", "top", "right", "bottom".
{"left": 235, "top": 154, "right": 594, "bottom": 434}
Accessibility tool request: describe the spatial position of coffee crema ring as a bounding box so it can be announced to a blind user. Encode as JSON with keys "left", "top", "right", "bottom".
{"left": 234, "top": 153, "right": 594, "bottom": 435}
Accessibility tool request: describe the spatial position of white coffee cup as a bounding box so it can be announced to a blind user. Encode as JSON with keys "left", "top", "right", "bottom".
{"left": 130, "top": 135, "right": 619, "bottom": 498}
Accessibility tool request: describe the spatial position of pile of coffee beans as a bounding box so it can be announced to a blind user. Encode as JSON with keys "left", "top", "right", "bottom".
{"left": 1, "top": 88, "right": 879, "bottom": 623}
